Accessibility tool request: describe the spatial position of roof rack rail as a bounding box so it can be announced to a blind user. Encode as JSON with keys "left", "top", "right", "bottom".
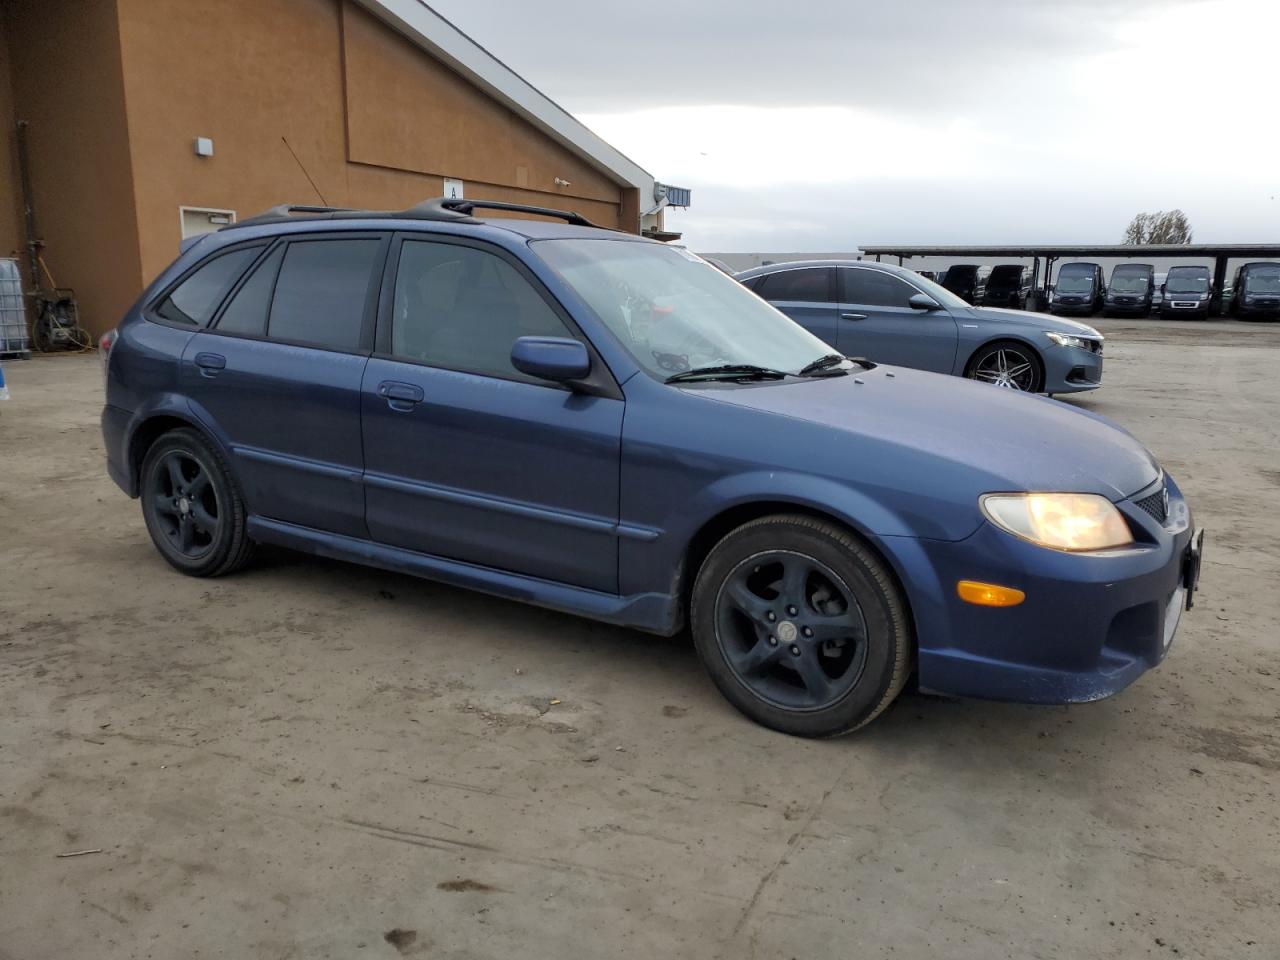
{"left": 223, "top": 197, "right": 600, "bottom": 232}
{"left": 232, "top": 204, "right": 358, "bottom": 228}
{"left": 422, "top": 197, "right": 599, "bottom": 228}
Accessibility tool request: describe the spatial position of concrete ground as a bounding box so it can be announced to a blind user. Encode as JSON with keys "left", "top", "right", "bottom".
{"left": 1, "top": 319, "right": 1278, "bottom": 960}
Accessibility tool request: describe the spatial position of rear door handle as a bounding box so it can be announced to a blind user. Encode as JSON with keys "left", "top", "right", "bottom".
{"left": 377, "top": 380, "right": 424, "bottom": 410}
{"left": 841, "top": 313, "right": 867, "bottom": 321}
{"left": 194, "top": 352, "right": 225, "bottom": 377}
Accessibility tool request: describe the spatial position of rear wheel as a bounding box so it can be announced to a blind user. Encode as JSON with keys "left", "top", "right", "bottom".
{"left": 140, "top": 428, "right": 254, "bottom": 577}
{"left": 691, "top": 515, "right": 911, "bottom": 737}
{"left": 966, "top": 340, "right": 1043, "bottom": 392}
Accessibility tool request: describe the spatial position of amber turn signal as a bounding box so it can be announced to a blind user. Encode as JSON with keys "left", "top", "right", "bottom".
{"left": 957, "top": 580, "right": 1026, "bottom": 607}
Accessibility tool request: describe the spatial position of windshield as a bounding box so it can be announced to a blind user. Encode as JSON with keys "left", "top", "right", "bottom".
{"left": 906, "top": 272, "right": 971, "bottom": 310}
{"left": 1056, "top": 274, "right": 1095, "bottom": 294}
{"left": 531, "top": 239, "right": 835, "bottom": 379}
{"left": 1244, "top": 265, "right": 1280, "bottom": 292}
{"left": 1167, "top": 270, "right": 1210, "bottom": 294}
{"left": 987, "top": 268, "right": 1022, "bottom": 289}
{"left": 1110, "top": 272, "right": 1150, "bottom": 294}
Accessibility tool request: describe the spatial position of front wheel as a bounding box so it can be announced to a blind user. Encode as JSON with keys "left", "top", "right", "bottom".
{"left": 966, "top": 340, "right": 1044, "bottom": 392}
{"left": 691, "top": 515, "right": 912, "bottom": 737}
{"left": 140, "top": 428, "right": 255, "bottom": 577}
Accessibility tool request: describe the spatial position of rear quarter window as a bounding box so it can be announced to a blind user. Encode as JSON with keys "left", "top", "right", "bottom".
{"left": 154, "top": 246, "right": 263, "bottom": 326}
{"left": 756, "top": 268, "right": 833, "bottom": 303}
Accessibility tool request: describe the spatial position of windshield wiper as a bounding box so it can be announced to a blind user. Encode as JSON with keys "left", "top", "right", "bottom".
{"left": 798, "top": 353, "right": 849, "bottom": 377}
{"left": 665, "top": 364, "right": 790, "bottom": 384}
{"left": 798, "top": 354, "right": 876, "bottom": 376}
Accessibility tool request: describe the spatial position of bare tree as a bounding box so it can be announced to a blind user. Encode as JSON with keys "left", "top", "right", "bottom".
{"left": 1123, "top": 210, "right": 1194, "bottom": 244}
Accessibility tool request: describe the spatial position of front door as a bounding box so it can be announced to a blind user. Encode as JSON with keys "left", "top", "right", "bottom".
{"left": 361, "top": 235, "right": 623, "bottom": 594}
{"left": 754, "top": 266, "right": 839, "bottom": 347}
{"left": 179, "top": 234, "right": 386, "bottom": 538}
{"left": 835, "top": 266, "right": 958, "bottom": 373}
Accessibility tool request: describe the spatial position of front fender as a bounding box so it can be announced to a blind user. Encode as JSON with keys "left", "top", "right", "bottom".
{"left": 618, "top": 468, "right": 982, "bottom": 603}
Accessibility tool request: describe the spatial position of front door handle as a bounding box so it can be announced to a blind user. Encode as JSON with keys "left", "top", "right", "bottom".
{"left": 194, "top": 352, "right": 226, "bottom": 377}
{"left": 841, "top": 312, "right": 868, "bottom": 321}
{"left": 377, "top": 380, "right": 424, "bottom": 411}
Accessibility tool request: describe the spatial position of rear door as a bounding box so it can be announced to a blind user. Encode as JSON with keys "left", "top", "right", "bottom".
{"left": 835, "top": 266, "right": 958, "bottom": 372}
{"left": 360, "top": 234, "right": 623, "bottom": 593}
{"left": 753, "top": 267, "right": 839, "bottom": 346}
{"left": 180, "top": 233, "right": 387, "bottom": 538}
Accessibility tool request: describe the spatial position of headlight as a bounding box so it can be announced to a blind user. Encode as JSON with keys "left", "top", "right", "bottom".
{"left": 1045, "top": 331, "right": 1088, "bottom": 348}
{"left": 981, "top": 493, "right": 1133, "bottom": 552}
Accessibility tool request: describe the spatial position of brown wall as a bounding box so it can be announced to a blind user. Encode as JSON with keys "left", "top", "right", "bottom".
{"left": 341, "top": 2, "right": 622, "bottom": 211}
{"left": 2, "top": 0, "right": 142, "bottom": 336}
{"left": 114, "top": 0, "right": 627, "bottom": 318}
{"left": 0, "top": 13, "right": 24, "bottom": 268}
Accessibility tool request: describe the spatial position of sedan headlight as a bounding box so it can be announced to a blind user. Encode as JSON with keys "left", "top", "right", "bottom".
{"left": 981, "top": 493, "right": 1133, "bottom": 552}
{"left": 1045, "top": 331, "right": 1089, "bottom": 349}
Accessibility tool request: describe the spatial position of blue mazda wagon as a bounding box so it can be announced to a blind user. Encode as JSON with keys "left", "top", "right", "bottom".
{"left": 101, "top": 198, "right": 1203, "bottom": 736}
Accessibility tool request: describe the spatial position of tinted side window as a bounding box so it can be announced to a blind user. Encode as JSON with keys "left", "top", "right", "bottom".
{"left": 392, "top": 240, "right": 573, "bottom": 381}
{"left": 757, "top": 268, "right": 832, "bottom": 303}
{"left": 841, "top": 269, "right": 917, "bottom": 308}
{"left": 215, "top": 245, "right": 283, "bottom": 337}
{"left": 156, "top": 246, "right": 262, "bottom": 326}
{"left": 267, "top": 239, "right": 381, "bottom": 352}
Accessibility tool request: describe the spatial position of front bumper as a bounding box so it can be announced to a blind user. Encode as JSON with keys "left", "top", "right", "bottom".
{"left": 896, "top": 475, "right": 1197, "bottom": 704}
{"left": 1161, "top": 300, "right": 1210, "bottom": 317}
{"left": 1049, "top": 301, "right": 1096, "bottom": 316}
{"left": 1043, "top": 342, "right": 1103, "bottom": 394}
{"left": 1237, "top": 300, "right": 1280, "bottom": 318}
{"left": 1106, "top": 299, "right": 1150, "bottom": 315}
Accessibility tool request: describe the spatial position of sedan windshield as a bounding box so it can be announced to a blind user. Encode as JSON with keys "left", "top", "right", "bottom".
{"left": 532, "top": 239, "right": 837, "bottom": 380}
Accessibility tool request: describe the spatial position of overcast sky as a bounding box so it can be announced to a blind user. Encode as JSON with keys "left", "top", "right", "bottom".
{"left": 429, "top": 0, "right": 1278, "bottom": 251}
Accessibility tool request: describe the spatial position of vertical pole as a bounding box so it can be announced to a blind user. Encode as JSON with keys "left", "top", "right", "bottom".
{"left": 1211, "top": 255, "right": 1228, "bottom": 317}
{"left": 15, "top": 120, "right": 41, "bottom": 292}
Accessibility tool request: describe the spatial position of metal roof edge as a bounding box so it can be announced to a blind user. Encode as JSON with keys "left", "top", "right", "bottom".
{"left": 354, "top": 0, "right": 655, "bottom": 198}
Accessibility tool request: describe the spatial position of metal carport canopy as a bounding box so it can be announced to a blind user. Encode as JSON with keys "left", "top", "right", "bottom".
{"left": 858, "top": 244, "right": 1280, "bottom": 258}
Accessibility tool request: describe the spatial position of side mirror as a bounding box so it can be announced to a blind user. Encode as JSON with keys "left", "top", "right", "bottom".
{"left": 1160, "top": 283, "right": 1167, "bottom": 294}
{"left": 510, "top": 336, "right": 591, "bottom": 383}
{"left": 907, "top": 293, "right": 941, "bottom": 311}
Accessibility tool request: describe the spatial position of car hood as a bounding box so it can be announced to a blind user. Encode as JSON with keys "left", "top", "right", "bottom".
{"left": 694, "top": 366, "right": 1158, "bottom": 502}
{"left": 959, "top": 306, "right": 1102, "bottom": 338}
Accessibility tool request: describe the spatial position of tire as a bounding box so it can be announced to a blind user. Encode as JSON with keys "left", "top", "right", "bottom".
{"left": 965, "top": 339, "right": 1044, "bottom": 393}
{"left": 690, "top": 514, "right": 912, "bottom": 737}
{"left": 139, "top": 428, "right": 255, "bottom": 577}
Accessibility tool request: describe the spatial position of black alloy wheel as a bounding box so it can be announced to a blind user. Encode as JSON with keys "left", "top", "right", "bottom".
{"left": 140, "top": 428, "right": 255, "bottom": 577}
{"left": 691, "top": 515, "right": 911, "bottom": 737}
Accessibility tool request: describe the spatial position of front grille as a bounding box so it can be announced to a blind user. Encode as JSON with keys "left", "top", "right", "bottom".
{"left": 1134, "top": 485, "right": 1168, "bottom": 524}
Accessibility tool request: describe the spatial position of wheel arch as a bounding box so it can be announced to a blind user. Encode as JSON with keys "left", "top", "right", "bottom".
{"left": 125, "top": 404, "right": 236, "bottom": 497}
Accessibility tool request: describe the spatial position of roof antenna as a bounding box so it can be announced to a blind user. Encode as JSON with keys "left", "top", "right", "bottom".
{"left": 281, "top": 136, "right": 328, "bottom": 206}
